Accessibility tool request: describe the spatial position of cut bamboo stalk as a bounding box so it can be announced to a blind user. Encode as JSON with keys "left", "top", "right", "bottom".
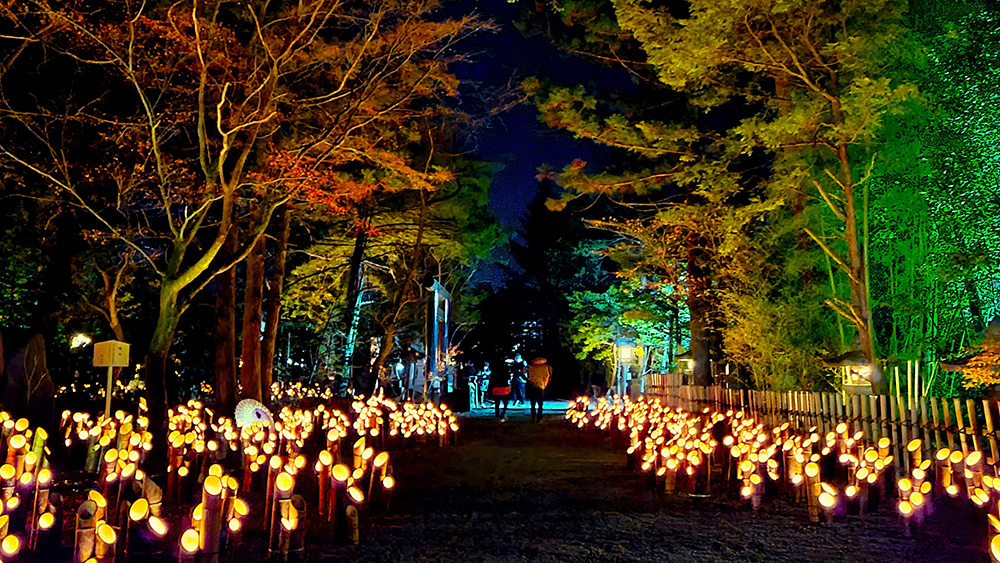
{"left": 983, "top": 399, "right": 999, "bottom": 465}
{"left": 953, "top": 398, "right": 969, "bottom": 457}
{"left": 966, "top": 399, "right": 980, "bottom": 454}
{"left": 898, "top": 395, "right": 910, "bottom": 475}
{"left": 869, "top": 395, "right": 880, "bottom": 442}
{"left": 822, "top": 394, "right": 832, "bottom": 435}
{"left": 931, "top": 397, "right": 946, "bottom": 450}
{"left": 879, "top": 395, "right": 889, "bottom": 443}
{"left": 852, "top": 394, "right": 862, "bottom": 435}
{"left": 907, "top": 361, "right": 914, "bottom": 411}
{"left": 889, "top": 396, "right": 901, "bottom": 471}
{"left": 812, "top": 392, "right": 821, "bottom": 431}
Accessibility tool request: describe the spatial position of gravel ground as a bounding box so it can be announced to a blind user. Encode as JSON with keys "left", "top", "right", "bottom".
{"left": 39, "top": 403, "right": 984, "bottom": 562}
{"left": 313, "top": 406, "right": 988, "bottom": 563}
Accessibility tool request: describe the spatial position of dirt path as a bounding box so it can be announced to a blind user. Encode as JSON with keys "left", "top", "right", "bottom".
{"left": 314, "top": 408, "right": 987, "bottom": 563}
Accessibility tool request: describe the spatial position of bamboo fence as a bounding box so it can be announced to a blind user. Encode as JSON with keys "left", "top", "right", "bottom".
{"left": 644, "top": 373, "right": 1000, "bottom": 477}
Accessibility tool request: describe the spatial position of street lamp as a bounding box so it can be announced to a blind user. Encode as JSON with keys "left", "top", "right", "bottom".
{"left": 615, "top": 338, "right": 636, "bottom": 397}
{"left": 70, "top": 333, "right": 92, "bottom": 349}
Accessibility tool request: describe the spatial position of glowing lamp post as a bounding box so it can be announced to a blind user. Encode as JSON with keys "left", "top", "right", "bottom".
{"left": 615, "top": 338, "right": 637, "bottom": 397}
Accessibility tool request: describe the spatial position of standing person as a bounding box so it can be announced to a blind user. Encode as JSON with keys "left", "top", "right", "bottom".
{"left": 526, "top": 357, "right": 552, "bottom": 423}
{"left": 478, "top": 362, "right": 492, "bottom": 409}
{"left": 488, "top": 365, "right": 511, "bottom": 422}
{"left": 510, "top": 354, "right": 527, "bottom": 405}
{"left": 462, "top": 361, "right": 479, "bottom": 410}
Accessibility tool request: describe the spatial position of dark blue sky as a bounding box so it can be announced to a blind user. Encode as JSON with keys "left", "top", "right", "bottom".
{"left": 452, "top": 1, "right": 632, "bottom": 234}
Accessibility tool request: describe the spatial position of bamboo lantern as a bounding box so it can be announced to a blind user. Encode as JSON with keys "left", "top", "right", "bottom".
{"left": 125, "top": 497, "right": 149, "bottom": 558}
{"left": 29, "top": 467, "right": 52, "bottom": 545}
{"left": 264, "top": 455, "right": 282, "bottom": 526}
{"left": 948, "top": 449, "right": 965, "bottom": 497}
{"left": 199, "top": 475, "right": 225, "bottom": 563}
{"left": 33, "top": 511, "right": 56, "bottom": 554}
{"left": 817, "top": 483, "right": 837, "bottom": 522}
{"left": 935, "top": 448, "right": 952, "bottom": 496}
{"left": 75, "top": 499, "right": 98, "bottom": 563}
{"left": 269, "top": 472, "right": 295, "bottom": 555}
{"left": 178, "top": 528, "right": 199, "bottom": 563}
{"left": 352, "top": 438, "right": 365, "bottom": 470}
{"left": 967, "top": 450, "right": 984, "bottom": 490}
{"left": 380, "top": 475, "right": 395, "bottom": 511}
{"left": 95, "top": 520, "right": 117, "bottom": 560}
{"left": 147, "top": 515, "right": 168, "bottom": 540}
{"left": 0, "top": 535, "right": 18, "bottom": 562}
{"left": 898, "top": 498, "right": 914, "bottom": 537}
{"left": 330, "top": 464, "right": 350, "bottom": 526}
{"left": 316, "top": 451, "right": 332, "bottom": 515}
{"left": 345, "top": 504, "right": 360, "bottom": 545}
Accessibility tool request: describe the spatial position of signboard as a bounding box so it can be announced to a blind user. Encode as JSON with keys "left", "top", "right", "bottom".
{"left": 93, "top": 340, "right": 130, "bottom": 367}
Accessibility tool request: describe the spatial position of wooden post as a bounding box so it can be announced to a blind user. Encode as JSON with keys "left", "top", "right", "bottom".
{"left": 852, "top": 394, "right": 862, "bottom": 436}
{"left": 879, "top": 395, "right": 889, "bottom": 443}
{"left": 821, "top": 394, "right": 832, "bottom": 435}
{"left": 869, "top": 395, "right": 880, "bottom": 442}
{"left": 966, "top": 399, "right": 980, "bottom": 454}
{"left": 918, "top": 397, "right": 929, "bottom": 448}
{"left": 931, "top": 397, "right": 947, "bottom": 450}
{"left": 812, "top": 392, "right": 821, "bottom": 431}
{"left": 984, "top": 399, "right": 999, "bottom": 466}
{"left": 898, "top": 395, "right": 910, "bottom": 475}
{"left": 953, "top": 398, "right": 969, "bottom": 457}
{"left": 889, "top": 397, "right": 901, "bottom": 471}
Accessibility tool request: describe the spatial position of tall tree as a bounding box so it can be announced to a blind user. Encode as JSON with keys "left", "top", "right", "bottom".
{"left": 611, "top": 0, "right": 920, "bottom": 382}
{"left": 0, "top": 0, "right": 484, "bottom": 433}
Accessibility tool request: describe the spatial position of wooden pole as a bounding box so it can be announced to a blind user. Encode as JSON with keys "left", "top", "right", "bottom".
{"left": 984, "top": 399, "right": 999, "bottom": 465}
{"left": 953, "top": 398, "right": 969, "bottom": 457}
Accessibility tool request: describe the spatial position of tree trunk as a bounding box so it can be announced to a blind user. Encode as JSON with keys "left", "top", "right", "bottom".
{"left": 687, "top": 245, "right": 713, "bottom": 387}
{"left": 372, "top": 325, "right": 396, "bottom": 395}
{"left": 965, "top": 278, "right": 986, "bottom": 334}
{"left": 240, "top": 236, "right": 266, "bottom": 401}
{"left": 144, "top": 286, "right": 180, "bottom": 470}
{"left": 338, "top": 222, "right": 369, "bottom": 395}
{"left": 213, "top": 227, "right": 239, "bottom": 416}
{"left": 261, "top": 203, "right": 291, "bottom": 406}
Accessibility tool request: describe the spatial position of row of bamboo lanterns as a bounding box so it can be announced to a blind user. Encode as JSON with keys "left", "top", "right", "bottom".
{"left": 11, "top": 393, "right": 457, "bottom": 561}
{"left": 567, "top": 394, "right": 1000, "bottom": 561}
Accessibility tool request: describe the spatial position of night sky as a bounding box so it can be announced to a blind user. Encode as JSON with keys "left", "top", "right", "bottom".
{"left": 452, "top": 1, "right": 631, "bottom": 235}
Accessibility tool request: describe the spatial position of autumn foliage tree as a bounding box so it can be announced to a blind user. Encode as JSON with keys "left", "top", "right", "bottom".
{"left": 0, "top": 0, "right": 485, "bottom": 432}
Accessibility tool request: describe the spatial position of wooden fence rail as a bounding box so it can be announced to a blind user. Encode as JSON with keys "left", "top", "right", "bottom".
{"left": 644, "top": 373, "right": 1000, "bottom": 476}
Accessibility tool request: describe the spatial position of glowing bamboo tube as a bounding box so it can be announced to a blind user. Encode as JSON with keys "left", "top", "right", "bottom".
{"left": 33, "top": 511, "right": 56, "bottom": 554}
{"left": 935, "top": 448, "right": 951, "bottom": 496}
{"left": 317, "top": 451, "right": 332, "bottom": 516}
{"left": 30, "top": 467, "right": 51, "bottom": 545}
{"left": 199, "top": 475, "right": 224, "bottom": 562}
{"left": 179, "top": 528, "right": 199, "bottom": 562}
{"left": 74, "top": 499, "right": 98, "bottom": 563}
{"left": 6, "top": 434, "right": 26, "bottom": 480}
{"left": 330, "top": 463, "right": 350, "bottom": 528}
{"left": 898, "top": 498, "right": 914, "bottom": 537}
{"left": 804, "top": 462, "right": 820, "bottom": 522}
{"left": 345, "top": 504, "right": 360, "bottom": 545}
{"left": 95, "top": 520, "right": 117, "bottom": 560}
{"left": 0, "top": 535, "right": 18, "bottom": 561}
{"left": 264, "top": 455, "right": 282, "bottom": 526}
{"left": 269, "top": 472, "right": 295, "bottom": 555}
{"left": 967, "top": 450, "right": 984, "bottom": 489}
{"left": 948, "top": 449, "right": 965, "bottom": 497}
